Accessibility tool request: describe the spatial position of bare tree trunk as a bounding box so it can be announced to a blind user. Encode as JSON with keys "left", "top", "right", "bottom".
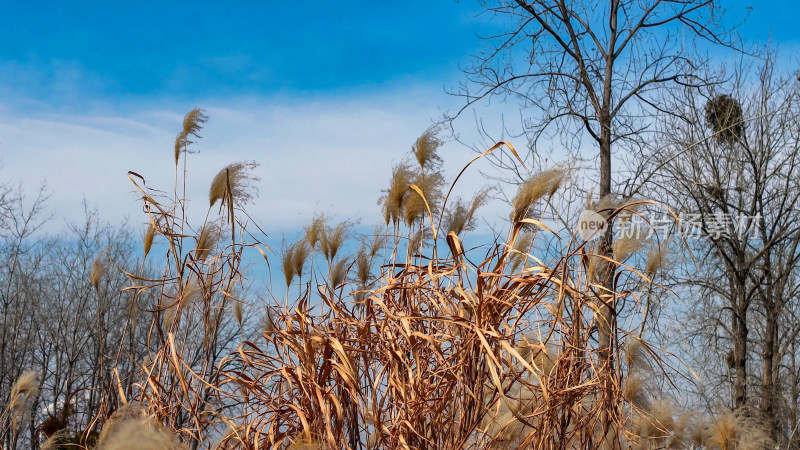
{"left": 733, "top": 296, "right": 748, "bottom": 409}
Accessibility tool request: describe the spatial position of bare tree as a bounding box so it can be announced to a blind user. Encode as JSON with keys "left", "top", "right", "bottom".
{"left": 642, "top": 54, "right": 800, "bottom": 443}
{"left": 452, "top": 1, "right": 732, "bottom": 437}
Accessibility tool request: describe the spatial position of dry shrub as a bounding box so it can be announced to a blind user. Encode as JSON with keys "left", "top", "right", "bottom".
{"left": 97, "top": 116, "right": 671, "bottom": 450}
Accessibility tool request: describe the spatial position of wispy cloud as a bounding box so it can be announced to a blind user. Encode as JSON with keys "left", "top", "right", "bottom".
{"left": 0, "top": 88, "right": 514, "bottom": 236}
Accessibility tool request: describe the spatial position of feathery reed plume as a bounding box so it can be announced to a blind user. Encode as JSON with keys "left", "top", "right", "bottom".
{"left": 445, "top": 188, "right": 490, "bottom": 235}
{"left": 263, "top": 307, "right": 276, "bottom": 334}
{"left": 593, "top": 193, "right": 619, "bottom": 217}
{"left": 143, "top": 224, "right": 155, "bottom": 258}
{"left": 7, "top": 370, "right": 39, "bottom": 430}
{"left": 404, "top": 172, "right": 445, "bottom": 226}
{"left": 706, "top": 409, "right": 774, "bottom": 450}
{"left": 408, "top": 229, "right": 426, "bottom": 252}
{"left": 632, "top": 399, "right": 678, "bottom": 444}
{"left": 381, "top": 162, "right": 414, "bottom": 225}
{"left": 180, "top": 279, "right": 203, "bottom": 308}
{"left": 292, "top": 241, "right": 309, "bottom": 281}
{"left": 196, "top": 223, "right": 222, "bottom": 261}
{"left": 209, "top": 161, "right": 260, "bottom": 207}
{"left": 282, "top": 242, "right": 296, "bottom": 287}
{"left": 516, "top": 335, "right": 558, "bottom": 376}
{"left": 234, "top": 301, "right": 243, "bottom": 327}
{"left": 174, "top": 108, "right": 208, "bottom": 165}
{"left": 511, "top": 168, "right": 565, "bottom": 222}
{"left": 99, "top": 417, "right": 186, "bottom": 449}
{"left": 41, "top": 429, "right": 70, "bottom": 450}
{"left": 509, "top": 231, "right": 535, "bottom": 273}
{"left": 161, "top": 295, "right": 176, "bottom": 329}
{"left": 368, "top": 228, "right": 386, "bottom": 258}
{"left": 329, "top": 257, "right": 350, "bottom": 289}
{"left": 96, "top": 403, "right": 147, "bottom": 445}
{"left": 287, "top": 432, "right": 323, "bottom": 450}
{"left": 304, "top": 214, "right": 327, "bottom": 251}
{"left": 623, "top": 339, "right": 647, "bottom": 370}
{"left": 622, "top": 373, "right": 648, "bottom": 409}
{"left": 322, "top": 222, "right": 348, "bottom": 262}
{"left": 91, "top": 253, "right": 105, "bottom": 293}
{"left": 355, "top": 248, "right": 371, "bottom": 287}
{"left": 411, "top": 126, "right": 443, "bottom": 171}
{"left": 613, "top": 234, "right": 647, "bottom": 261}
{"left": 644, "top": 243, "right": 667, "bottom": 277}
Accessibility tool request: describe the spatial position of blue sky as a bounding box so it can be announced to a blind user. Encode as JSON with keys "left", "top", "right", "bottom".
{"left": 0, "top": 1, "right": 790, "bottom": 108}
{"left": 0, "top": 1, "right": 490, "bottom": 107}
{"left": 0, "top": 0, "right": 796, "bottom": 235}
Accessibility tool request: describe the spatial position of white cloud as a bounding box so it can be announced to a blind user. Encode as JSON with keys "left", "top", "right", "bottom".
{"left": 0, "top": 88, "right": 523, "bottom": 236}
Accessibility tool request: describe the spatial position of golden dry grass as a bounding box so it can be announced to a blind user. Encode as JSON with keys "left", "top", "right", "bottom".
{"left": 77, "top": 111, "right": 687, "bottom": 450}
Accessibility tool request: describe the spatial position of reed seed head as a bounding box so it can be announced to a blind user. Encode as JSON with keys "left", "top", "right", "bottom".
{"left": 355, "top": 248, "right": 371, "bottom": 287}
{"left": 90, "top": 253, "right": 105, "bottom": 293}
{"left": 8, "top": 370, "right": 39, "bottom": 430}
{"left": 381, "top": 162, "right": 414, "bottom": 225}
{"left": 292, "top": 241, "right": 309, "bottom": 281}
{"left": 411, "top": 126, "right": 444, "bottom": 171}
{"left": 99, "top": 417, "right": 186, "bottom": 450}
{"left": 196, "top": 224, "right": 222, "bottom": 261}
{"left": 404, "top": 172, "right": 445, "bottom": 227}
{"left": 323, "top": 222, "right": 348, "bottom": 263}
{"left": 511, "top": 169, "right": 565, "bottom": 222}
{"left": 209, "top": 161, "right": 260, "bottom": 207}
{"left": 282, "top": 242, "right": 296, "bottom": 287}
{"left": 445, "top": 188, "right": 490, "bottom": 235}
{"left": 509, "top": 231, "right": 535, "bottom": 274}
{"left": 304, "top": 214, "right": 327, "bottom": 251}
{"left": 368, "top": 227, "right": 386, "bottom": 258}
{"left": 174, "top": 108, "right": 208, "bottom": 165}
{"left": 645, "top": 243, "right": 667, "bottom": 277}
{"left": 329, "top": 256, "right": 350, "bottom": 289}
{"left": 613, "top": 234, "right": 647, "bottom": 261}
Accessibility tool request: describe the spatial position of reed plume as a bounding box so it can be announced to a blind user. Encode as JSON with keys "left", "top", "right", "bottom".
{"left": 329, "top": 257, "right": 350, "bottom": 289}
{"left": 91, "top": 253, "right": 105, "bottom": 293}
{"left": 7, "top": 370, "right": 39, "bottom": 431}
{"left": 99, "top": 417, "right": 185, "bottom": 449}
{"left": 174, "top": 108, "right": 208, "bottom": 165}
{"left": 322, "top": 222, "right": 348, "bottom": 262}
{"left": 282, "top": 242, "right": 297, "bottom": 287}
{"left": 411, "top": 126, "right": 443, "bottom": 171}
{"left": 404, "top": 172, "right": 445, "bottom": 226}
{"left": 368, "top": 228, "right": 386, "bottom": 258}
{"left": 355, "top": 248, "right": 371, "bottom": 287}
{"left": 644, "top": 243, "right": 667, "bottom": 277}
{"left": 445, "top": 188, "right": 490, "bottom": 235}
{"left": 381, "top": 162, "right": 414, "bottom": 225}
{"left": 304, "top": 214, "right": 327, "bottom": 251}
{"left": 511, "top": 168, "right": 565, "bottom": 222}
{"left": 509, "top": 231, "right": 535, "bottom": 273}
{"left": 196, "top": 223, "right": 222, "bottom": 261}
{"left": 612, "top": 234, "right": 648, "bottom": 261}
{"left": 292, "top": 241, "right": 309, "bottom": 282}
{"left": 209, "top": 161, "right": 260, "bottom": 207}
